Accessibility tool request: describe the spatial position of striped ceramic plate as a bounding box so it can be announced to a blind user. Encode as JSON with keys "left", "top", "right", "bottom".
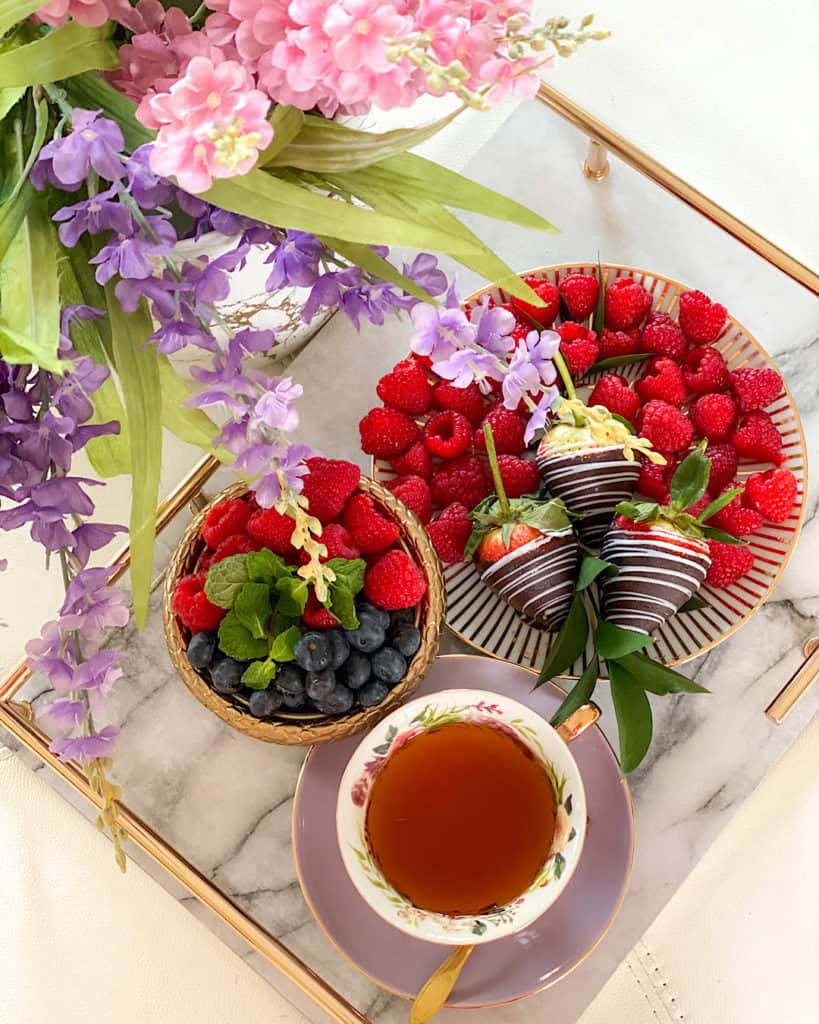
{"left": 374, "top": 263, "right": 807, "bottom": 675}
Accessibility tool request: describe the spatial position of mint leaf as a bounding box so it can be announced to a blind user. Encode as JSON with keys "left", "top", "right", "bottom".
{"left": 596, "top": 621, "right": 654, "bottom": 659}
{"left": 327, "top": 557, "right": 366, "bottom": 595}
{"left": 205, "top": 554, "right": 250, "bottom": 609}
{"left": 615, "top": 651, "right": 709, "bottom": 695}
{"left": 247, "top": 548, "right": 291, "bottom": 584}
{"left": 697, "top": 486, "right": 744, "bottom": 523}
{"left": 550, "top": 655, "right": 599, "bottom": 727}
{"left": 609, "top": 661, "right": 653, "bottom": 773}
{"left": 233, "top": 582, "right": 273, "bottom": 639}
{"left": 269, "top": 625, "right": 302, "bottom": 663}
{"left": 275, "top": 575, "right": 309, "bottom": 616}
{"left": 242, "top": 659, "right": 277, "bottom": 690}
{"left": 534, "top": 592, "right": 588, "bottom": 686}
{"left": 614, "top": 500, "right": 641, "bottom": 520}
{"left": 217, "top": 611, "right": 269, "bottom": 660}
{"left": 698, "top": 524, "right": 746, "bottom": 545}
{"left": 577, "top": 553, "right": 618, "bottom": 591}
{"left": 328, "top": 582, "right": 358, "bottom": 630}
{"left": 669, "top": 446, "right": 710, "bottom": 511}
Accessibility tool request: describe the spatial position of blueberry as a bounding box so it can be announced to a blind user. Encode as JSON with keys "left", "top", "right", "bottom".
{"left": 248, "top": 688, "right": 283, "bottom": 718}
{"left": 391, "top": 624, "right": 421, "bottom": 659}
{"left": 372, "top": 647, "right": 407, "bottom": 685}
{"left": 326, "top": 630, "right": 351, "bottom": 670}
{"left": 187, "top": 631, "right": 217, "bottom": 670}
{"left": 358, "top": 601, "right": 390, "bottom": 630}
{"left": 340, "top": 651, "right": 372, "bottom": 690}
{"left": 280, "top": 690, "right": 305, "bottom": 710}
{"left": 294, "top": 632, "right": 331, "bottom": 672}
{"left": 345, "top": 617, "right": 385, "bottom": 653}
{"left": 315, "top": 684, "right": 354, "bottom": 715}
{"left": 305, "top": 667, "right": 336, "bottom": 702}
{"left": 211, "top": 657, "right": 245, "bottom": 695}
{"left": 275, "top": 664, "right": 305, "bottom": 699}
{"left": 357, "top": 680, "right": 390, "bottom": 708}
{"left": 389, "top": 608, "right": 415, "bottom": 630}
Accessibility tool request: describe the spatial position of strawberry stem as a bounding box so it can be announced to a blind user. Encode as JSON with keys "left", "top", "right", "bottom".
{"left": 553, "top": 350, "right": 576, "bottom": 400}
{"left": 483, "top": 423, "right": 511, "bottom": 518}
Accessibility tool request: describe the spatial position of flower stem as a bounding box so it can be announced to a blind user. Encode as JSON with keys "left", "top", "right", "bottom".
{"left": 553, "top": 350, "right": 576, "bottom": 400}
{"left": 483, "top": 423, "right": 511, "bottom": 517}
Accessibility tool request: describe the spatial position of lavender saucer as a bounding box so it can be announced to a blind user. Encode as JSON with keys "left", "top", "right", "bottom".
{"left": 292, "top": 654, "right": 634, "bottom": 1009}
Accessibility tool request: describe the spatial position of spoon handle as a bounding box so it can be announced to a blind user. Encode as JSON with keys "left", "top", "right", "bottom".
{"left": 410, "top": 945, "right": 474, "bottom": 1024}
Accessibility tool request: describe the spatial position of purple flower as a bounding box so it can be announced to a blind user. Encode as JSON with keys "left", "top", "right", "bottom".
{"left": 251, "top": 378, "right": 303, "bottom": 433}
{"left": 410, "top": 304, "right": 474, "bottom": 361}
{"left": 402, "top": 253, "right": 448, "bottom": 300}
{"left": 523, "top": 329, "right": 560, "bottom": 384}
{"left": 265, "top": 231, "right": 324, "bottom": 291}
{"left": 229, "top": 329, "right": 277, "bottom": 359}
{"left": 250, "top": 443, "right": 314, "bottom": 507}
{"left": 72, "top": 650, "right": 125, "bottom": 695}
{"left": 115, "top": 274, "right": 179, "bottom": 318}
{"left": 471, "top": 297, "right": 516, "bottom": 355}
{"left": 2, "top": 414, "right": 74, "bottom": 472}
{"left": 126, "top": 144, "right": 175, "bottom": 208}
{"left": 502, "top": 338, "right": 543, "bottom": 410}
{"left": 61, "top": 567, "right": 130, "bottom": 633}
{"left": 37, "top": 698, "right": 86, "bottom": 732}
{"left": 302, "top": 269, "right": 360, "bottom": 322}
{"left": 71, "top": 522, "right": 126, "bottom": 568}
{"left": 91, "top": 216, "right": 176, "bottom": 285}
{"left": 33, "top": 110, "right": 125, "bottom": 191}
{"left": 523, "top": 387, "right": 559, "bottom": 445}
{"left": 52, "top": 188, "right": 133, "bottom": 248}
{"left": 149, "top": 321, "right": 216, "bottom": 354}
{"left": 50, "top": 725, "right": 119, "bottom": 765}
{"left": 54, "top": 356, "right": 110, "bottom": 422}
{"left": 434, "top": 348, "right": 501, "bottom": 391}
{"left": 26, "top": 622, "right": 73, "bottom": 693}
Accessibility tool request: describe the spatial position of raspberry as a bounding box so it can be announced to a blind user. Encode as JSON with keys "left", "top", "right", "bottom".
{"left": 389, "top": 441, "right": 432, "bottom": 481}
{"left": 557, "top": 322, "right": 599, "bottom": 378}
{"left": 730, "top": 411, "right": 783, "bottom": 464}
{"left": 704, "top": 443, "right": 739, "bottom": 493}
{"left": 689, "top": 393, "right": 737, "bottom": 441}
{"left": 201, "top": 534, "right": 263, "bottom": 572}
{"left": 559, "top": 272, "right": 599, "bottom": 320}
{"left": 678, "top": 290, "right": 727, "bottom": 344}
{"left": 641, "top": 311, "right": 687, "bottom": 359}
{"left": 744, "top": 468, "right": 798, "bottom": 523}
{"left": 636, "top": 454, "right": 676, "bottom": 501}
{"left": 709, "top": 487, "right": 763, "bottom": 536}
{"left": 303, "top": 589, "right": 340, "bottom": 629}
{"left": 343, "top": 493, "right": 400, "bottom": 553}
{"left": 201, "top": 498, "right": 251, "bottom": 548}
{"left": 432, "top": 380, "right": 486, "bottom": 425}
{"left": 635, "top": 357, "right": 686, "bottom": 406}
{"left": 364, "top": 549, "right": 427, "bottom": 610}
{"left": 431, "top": 455, "right": 489, "bottom": 509}
{"left": 510, "top": 277, "right": 560, "bottom": 327}
{"left": 246, "top": 508, "right": 296, "bottom": 554}
{"left": 685, "top": 494, "right": 712, "bottom": 518}
{"left": 387, "top": 475, "right": 433, "bottom": 524}
{"left": 376, "top": 358, "right": 432, "bottom": 415}
{"left": 490, "top": 455, "right": 540, "bottom": 498}
{"left": 729, "top": 367, "right": 783, "bottom": 412}
{"left": 359, "top": 407, "right": 419, "bottom": 459}
{"left": 475, "top": 405, "right": 526, "bottom": 455}
{"left": 317, "top": 523, "right": 360, "bottom": 561}
{"left": 422, "top": 409, "right": 473, "bottom": 459}
{"left": 597, "top": 327, "right": 641, "bottom": 361}
{"left": 300, "top": 457, "right": 360, "bottom": 523}
{"left": 638, "top": 400, "right": 694, "bottom": 453}
{"left": 706, "top": 540, "right": 754, "bottom": 588}
{"left": 427, "top": 502, "right": 472, "bottom": 564}
{"left": 682, "top": 346, "right": 728, "bottom": 395}
{"left": 172, "top": 574, "right": 226, "bottom": 632}
{"left": 588, "top": 373, "right": 640, "bottom": 422}
{"left": 604, "top": 277, "right": 652, "bottom": 330}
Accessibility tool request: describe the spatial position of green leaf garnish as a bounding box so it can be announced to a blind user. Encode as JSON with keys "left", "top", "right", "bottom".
{"left": 596, "top": 621, "right": 654, "bottom": 660}
{"left": 697, "top": 524, "right": 746, "bottom": 545}
{"left": 614, "top": 652, "right": 709, "bottom": 695}
{"left": 326, "top": 557, "right": 366, "bottom": 596}
{"left": 609, "top": 413, "right": 636, "bottom": 434}
{"left": 205, "top": 554, "right": 250, "bottom": 609}
{"left": 275, "top": 575, "right": 309, "bottom": 617}
{"left": 233, "top": 582, "right": 273, "bottom": 640}
{"left": 241, "top": 660, "right": 278, "bottom": 690}
{"left": 246, "top": 548, "right": 290, "bottom": 584}
{"left": 679, "top": 595, "right": 710, "bottom": 612}
{"left": 592, "top": 258, "right": 606, "bottom": 334}
{"left": 217, "top": 611, "right": 269, "bottom": 661}
{"left": 576, "top": 553, "right": 618, "bottom": 591}
{"left": 669, "top": 443, "right": 710, "bottom": 511}
{"left": 587, "top": 352, "right": 652, "bottom": 373}
{"left": 609, "top": 662, "right": 653, "bottom": 774}
{"left": 534, "top": 592, "right": 589, "bottom": 687}
{"left": 697, "top": 486, "right": 744, "bottom": 524}
{"left": 269, "top": 625, "right": 302, "bottom": 663}
{"left": 550, "top": 655, "right": 599, "bottom": 727}
{"left": 327, "top": 583, "right": 358, "bottom": 630}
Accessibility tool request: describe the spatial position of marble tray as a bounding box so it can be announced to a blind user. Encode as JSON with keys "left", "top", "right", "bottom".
{"left": 4, "top": 98, "right": 819, "bottom": 1024}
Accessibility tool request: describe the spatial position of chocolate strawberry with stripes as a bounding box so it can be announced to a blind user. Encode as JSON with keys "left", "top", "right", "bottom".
{"left": 466, "top": 424, "right": 579, "bottom": 630}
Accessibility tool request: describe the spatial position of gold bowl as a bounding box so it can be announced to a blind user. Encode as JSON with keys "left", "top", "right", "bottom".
{"left": 163, "top": 476, "right": 445, "bottom": 745}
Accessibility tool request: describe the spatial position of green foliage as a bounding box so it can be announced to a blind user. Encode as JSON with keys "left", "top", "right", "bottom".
{"left": 535, "top": 592, "right": 589, "bottom": 686}
{"left": 233, "top": 581, "right": 273, "bottom": 639}
{"left": 241, "top": 659, "right": 277, "bottom": 689}
{"left": 0, "top": 0, "right": 42, "bottom": 37}
{"left": 218, "top": 610, "right": 269, "bottom": 661}
{"left": 325, "top": 556, "right": 367, "bottom": 629}
{"left": 257, "top": 104, "right": 305, "bottom": 164}
{"left": 609, "top": 662, "right": 653, "bottom": 774}
{"left": 668, "top": 443, "right": 711, "bottom": 511}
{"left": 204, "top": 553, "right": 250, "bottom": 609}
{"left": 550, "top": 655, "right": 599, "bottom": 727}
{"left": 268, "top": 624, "right": 301, "bottom": 662}
{"left": 246, "top": 549, "right": 289, "bottom": 584}
{"left": 576, "top": 552, "right": 618, "bottom": 591}
{"left": 156, "top": 354, "right": 222, "bottom": 453}
{"left": 274, "top": 575, "right": 309, "bottom": 617}
{"left": 0, "top": 23, "right": 118, "bottom": 88}
{"left": 595, "top": 621, "right": 653, "bottom": 660}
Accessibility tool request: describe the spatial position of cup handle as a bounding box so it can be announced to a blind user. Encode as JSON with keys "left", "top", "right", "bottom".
{"left": 555, "top": 703, "right": 601, "bottom": 744}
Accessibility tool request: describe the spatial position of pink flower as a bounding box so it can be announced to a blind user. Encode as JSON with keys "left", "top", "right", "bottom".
{"left": 34, "top": 0, "right": 110, "bottom": 27}
{"left": 479, "top": 57, "right": 542, "bottom": 103}
{"left": 324, "top": 0, "right": 408, "bottom": 72}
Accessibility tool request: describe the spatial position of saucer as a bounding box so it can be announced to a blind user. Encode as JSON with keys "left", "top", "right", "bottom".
{"left": 292, "top": 654, "right": 634, "bottom": 1008}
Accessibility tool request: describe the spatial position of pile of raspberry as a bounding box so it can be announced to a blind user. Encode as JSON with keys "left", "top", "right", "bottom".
{"left": 172, "top": 457, "right": 428, "bottom": 635}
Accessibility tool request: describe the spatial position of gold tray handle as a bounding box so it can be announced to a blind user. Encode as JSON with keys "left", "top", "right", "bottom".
{"left": 766, "top": 637, "right": 819, "bottom": 723}
{"left": 556, "top": 703, "right": 601, "bottom": 745}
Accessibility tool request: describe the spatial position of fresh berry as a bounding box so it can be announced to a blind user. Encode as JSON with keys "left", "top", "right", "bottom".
{"left": 387, "top": 475, "right": 433, "bottom": 523}
{"left": 597, "top": 327, "right": 641, "bottom": 361}
{"left": 372, "top": 646, "right": 407, "bottom": 684}
{"left": 316, "top": 523, "right": 360, "bottom": 561}
{"left": 359, "top": 407, "right": 419, "bottom": 459}
{"left": 431, "top": 455, "right": 489, "bottom": 508}
{"left": 689, "top": 393, "right": 737, "bottom": 441}
{"left": 211, "top": 658, "right": 245, "bottom": 695}
{"left": 730, "top": 411, "right": 783, "bottom": 464}
{"left": 706, "top": 541, "right": 754, "bottom": 588}
{"left": 345, "top": 611, "right": 386, "bottom": 653}
{"left": 559, "top": 272, "right": 599, "bottom": 320}
{"left": 315, "top": 684, "right": 355, "bottom": 716}
{"left": 376, "top": 358, "right": 432, "bottom": 414}
{"left": 389, "top": 441, "right": 432, "bottom": 481}
{"left": 475, "top": 405, "right": 526, "bottom": 455}
{"left": 357, "top": 680, "right": 390, "bottom": 708}
{"left": 246, "top": 508, "right": 296, "bottom": 554}
{"left": 636, "top": 455, "right": 676, "bottom": 501}
{"left": 709, "top": 487, "right": 764, "bottom": 536}
{"left": 343, "top": 494, "right": 400, "bottom": 553}
{"left": 422, "top": 410, "right": 473, "bottom": 459}
{"left": 557, "top": 322, "right": 599, "bottom": 378}
{"left": 186, "top": 631, "right": 217, "bottom": 670}
{"left": 432, "top": 380, "right": 485, "bottom": 425}
{"left": 638, "top": 400, "right": 695, "bottom": 453}
{"left": 588, "top": 373, "right": 641, "bottom": 422}
{"left": 200, "top": 534, "right": 263, "bottom": 571}
{"left": 729, "top": 367, "right": 783, "bottom": 412}
{"left": 341, "top": 651, "right": 372, "bottom": 689}
{"left": 300, "top": 457, "right": 360, "bottom": 522}
{"left": 303, "top": 590, "right": 341, "bottom": 629}
{"left": 294, "top": 631, "right": 332, "bottom": 672}
{"left": 358, "top": 601, "right": 391, "bottom": 630}
{"left": 490, "top": 455, "right": 540, "bottom": 498}
{"left": 391, "top": 623, "right": 421, "bottom": 658}
{"left": 510, "top": 277, "right": 560, "bottom": 327}
{"left": 364, "top": 549, "right": 427, "bottom": 610}
{"left": 744, "top": 468, "right": 798, "bottom": 522}
{"left": 427, "top": 502, "right": 472, "bottom": 564}
{"left": 641, "top": 311, "right": 687, "bottom": 359}
{"left": 604, "top": 277, "right": 653, "bottom": 330}
{"left": 679, "top": 290, "right": 727, "bottom": 343}
{"left": 306, "top": 667, "right": 337, "bottom": 702}
{"left": 635, "top": 357, "right": 687, "bottom": 406}
{"left": 274, "top": 664, "right": 305, "bottom": 700}
{"left": 704, "top": 443, "right": 739, "bottom": 493}
{"left": 477, "top": 523, "right": 541, "bottom": 563}
{"left": 326, "top": 630, "right": 351, "bottom": 670}
{"left": 683, "top": 346, "right": 729, "bottom": 394}
{"left": 248, "top": 688, "right": 283, "bottom": 718}
{"left": 201, "top": 499, "right": 251, "bottom": 548}
{"left": 172, "top": 574, "right": 226, "bottom": 632}
{"left": 685, "top": 494, "right": 712, "bottom": 518}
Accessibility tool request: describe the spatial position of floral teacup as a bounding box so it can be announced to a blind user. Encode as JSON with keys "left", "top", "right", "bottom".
{"left": 336, "top": 688, "right": 598, "bottom": 945}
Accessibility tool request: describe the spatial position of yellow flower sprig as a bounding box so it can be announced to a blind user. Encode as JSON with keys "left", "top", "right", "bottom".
{"left": 272, "top": 471, "right": 337, "bottom": 603}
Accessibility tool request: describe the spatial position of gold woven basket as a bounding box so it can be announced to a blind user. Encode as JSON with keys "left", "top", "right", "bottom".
{"left": 163, "top": 476, "right": 444, "bottom": 745}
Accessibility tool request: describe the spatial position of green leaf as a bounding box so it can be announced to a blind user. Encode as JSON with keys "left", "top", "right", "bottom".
{"left": 592, "top": 259, "right": 606, "bottom": 334}
{"left": 269, "top": 624, "right": 302, "bottom": 663}
{"left": 589, "top": 352, "right": 651, "bottom": 373}
{"left": 610, "top": 413, "right": 636, "bottom": 434}
{"left": 550, "top": 655, "right": 599, "bottom": 727}
{"left": 553, "top": 851, "right": 566, "bottom": 879}
{"left": 241, "top": 659, "right": 277, "bottom": 690}
{"left": 614, "top": 500, "right": 660, "bottom": 524}
{"left": 320, "top": 235, "right": 434, "bottom": 305}
{"left": 669, "top": 446, "right": 710, "bottom": 511}
{"left": 609, "top": 661, "right": 653, "bottom": 773}
{"left": 0, "top": 87, "right": 24, "bottom": 123}
{"left": 615, "top": 651, "right": 709, "bottom": 695}
{"left": 247, "top": 548, "right": 290, "bottom": 584}
{"left": 218, "top": 611, "right": 269, "bottom": 661}
{"left": 596, "top": 621, "right": 654, "bottom": 659}
{"left": 105, "top": 287, "right": 162, "bottom": 628}
{"left": 64, "top": 72, "right": 154, "bottom": 152}
{"left": 576, "top": 553, "right": 618, "bottom": 591}
{"left": 697, "top": 524, "right": 746, "bottom": 545}
{"left": 697, "top": 486, "right": 744, "bottom": 523}
{"left": 258, "top": 104, "right": 305, "bottom": 164}
{"left": 204, "top": 553, "right": 250, "bottom": 609}
{"left": 679, "top": 595, "right": 710, "bottom": 612}
{"left": 233, "top": 582, "right": 273, "bottom": 639}
{"left": 275, "top": 575, "right": 309, "bottom": 617}
{"left": 0, "top": 23, "right": 118, "bottom": 88}
{"left": 327, "top": 557, "right": 366, "bottom": 595}
{"left": 156, "top": 355, "right": 222, "bottom": 452}
{"left": 534, "top": 592, "right": 589, "bottom": 687}
{"left": 327, "top": 583, "right": 358, "bottom": 630}
{"left": 0, "top": 0, "right": 43, "bottom": 36}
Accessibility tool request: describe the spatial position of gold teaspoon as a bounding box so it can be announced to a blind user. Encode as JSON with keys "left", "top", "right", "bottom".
{"left": 409, "top": 944, "right": 474, "bottom": 1024}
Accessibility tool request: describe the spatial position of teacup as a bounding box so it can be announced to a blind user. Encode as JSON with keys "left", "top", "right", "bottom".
{"left": 336, "top": 688, "right": 598, "bottom": 945}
